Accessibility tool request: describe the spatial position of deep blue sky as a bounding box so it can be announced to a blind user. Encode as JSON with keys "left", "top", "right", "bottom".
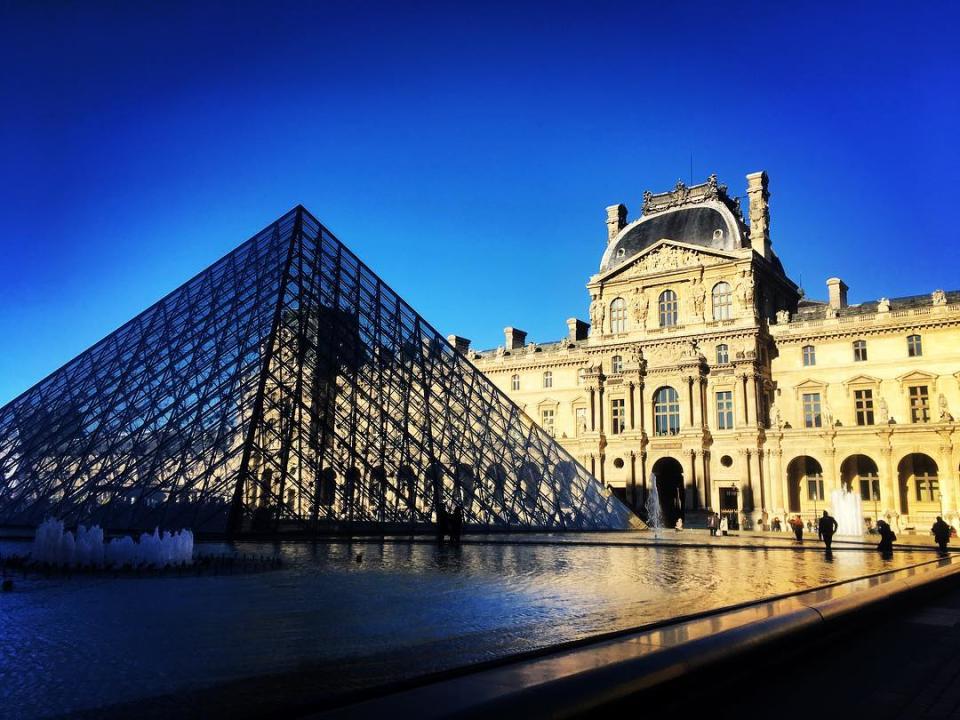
{"left": 1, "top": 1, "right": 957, "bottom": 405}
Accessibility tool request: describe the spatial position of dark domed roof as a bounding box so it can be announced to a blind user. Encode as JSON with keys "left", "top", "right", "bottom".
{"left": 600, "top": 202, "right": 743, "bottom": 274}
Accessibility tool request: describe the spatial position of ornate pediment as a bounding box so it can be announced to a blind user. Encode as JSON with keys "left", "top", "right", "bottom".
{"left": 621, "top": 241, "right": 730, "bottom": 279}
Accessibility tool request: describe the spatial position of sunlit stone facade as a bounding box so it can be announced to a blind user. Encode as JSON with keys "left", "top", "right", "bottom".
{"left": 465, "top": 172, "right": 960, "bottom": 533}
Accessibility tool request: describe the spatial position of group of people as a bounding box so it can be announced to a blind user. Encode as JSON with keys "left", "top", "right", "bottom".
{"left": 436, "top": 504, "right": 464, "bottom": 543}
{"left": 705, "top": 512, "right": 729, "bottom": 537}
{"left": 782, "top": 511, "right": 955, "bottom": 558}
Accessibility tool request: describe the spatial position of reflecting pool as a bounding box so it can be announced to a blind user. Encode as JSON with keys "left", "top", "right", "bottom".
{"left": 0, "top": 535, "right": 931, "bottom": 719}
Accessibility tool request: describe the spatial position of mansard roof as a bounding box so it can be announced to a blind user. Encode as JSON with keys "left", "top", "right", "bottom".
{"left": 794, "top": 290, "right": 960, "bottom": 322}
{"left": 600, "top": 175, "right": 749, "bottom": 274}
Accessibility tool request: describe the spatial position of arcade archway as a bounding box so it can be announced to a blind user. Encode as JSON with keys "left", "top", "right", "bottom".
{"left": 651, "top": 456, "right": 684, "bottom": 527}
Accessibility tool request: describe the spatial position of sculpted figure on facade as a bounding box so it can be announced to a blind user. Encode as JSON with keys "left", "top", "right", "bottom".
{"left": 821, "top": 402, "right": 833, "bottom": 429}
{"left": 770, "top": 402, "right": 784, "bottom": 430}
{"left": 689, "top": 274, "right": 706, "bottom": 321}
{"left": 878, "top": 397, "right": 889, "bottom": 424}
{"left": 776, "top": 309, "right": 790, "bottom": 324}
{"left": 939, "top": 393, "right": 954, "bottom": 422}
{"left": 630, "top": 287, "right": 649, "bottom": 329}
{"left": 735, "top": 269, "right": 756, "bottom": 317}
{"left": 933, "top": 289, "right": 947, "bottom": 306}
{"left": 877, "top": 297, "right": 890, "bottom": 313}
{"left": 589, "top": 297, "right": 605, "bottom": 336}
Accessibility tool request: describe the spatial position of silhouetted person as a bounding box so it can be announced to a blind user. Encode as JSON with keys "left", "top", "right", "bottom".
{"left": 707, "top": 512, "right": 718, "bottom": 537}
{"left": 450, "top": 505, "right": 464, "bottom": 543}
{"left": 789, "top": 515, "right": 804, "bottom": 543}
{"left": 876, "top": 519, "right": 896, "bottom": 558}
{"left": 436, "top": 507, "right": 448, "bottom": 543}
{"left": 772, "top": 517, "right": 782, "bottom": 532}
{"left": 818, "top": 510, "right": 839, "bottom": 553}
{"left": 932, "top": 516, "right": 951, "bottom": 553}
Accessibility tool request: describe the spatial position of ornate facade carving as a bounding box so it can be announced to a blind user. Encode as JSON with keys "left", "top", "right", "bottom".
{"left": 626, "top": 244, "right": 720, "bottom": 277}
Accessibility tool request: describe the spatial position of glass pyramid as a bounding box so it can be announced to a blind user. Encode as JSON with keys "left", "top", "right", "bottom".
{"left": 0, "top": 207, "right": 635, "bottom": 535}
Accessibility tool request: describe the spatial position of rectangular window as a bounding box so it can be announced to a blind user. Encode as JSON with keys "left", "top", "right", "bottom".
{"left": 543, "top": 371, "right": 552, "bottom": 388}
{"left": 807, "top": 477, "right": 825, "bottom": 501}
{"left": 611, "top": 355, "right": 623, "bottom": 374}
{"left": 802, "top": 392, "right": 822, "bottom": 428}
{"left": 511, "top": 375, "right": 520, "bottom": 391}
{"left": 716, "top": 391, "right": 734, "bottom": 430}
{"left": 909, "top": 385, "right": 930, "bottom": 423}
{"left": 916, "top": 476, "right": 940, "bottom": 503}
{"left": 854, "top": 389, "right": 875, "bottom": 426}
{"left": 802, "top": 345, "right": 816, "bottom": 367}
{"left": 611, "top": 399, "right": 625, "bottom": 435}
{"left": 541, "top": 409, "right": 555, "bottom": 436}
{"left": 575, "top": 407, "right": 587, "bottom": 435}
{"left": 853, "top": 340, "right": 867, "bottom": 362}
{"left": 859, "top": 478, "right": 880, "bottom": 501}
{"left": 908, "top": 335, "right": 922, "bottom": 357}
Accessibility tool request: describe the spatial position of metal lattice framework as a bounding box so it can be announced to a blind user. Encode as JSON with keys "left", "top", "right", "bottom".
{"left": 0, "top": 207, "right": 636, "bottom": 535}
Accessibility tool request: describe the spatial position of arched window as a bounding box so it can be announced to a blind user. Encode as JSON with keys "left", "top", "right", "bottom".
{"left": 653, "top": 386, "right": 680, "bottom": 436}
{"left": 542, "top": 371, "right": 553, "bottom": 388}
{"left": 716, "top": 344, "right": 729, "bottom": 364}
{"left": 712, "top": 282, "right": 732, "bottom": 320}
{"left": 658, "top": 290, "right": 678, "bottom": 327}
{"left": 511, "top": 374, "right": 520, "bottom": 391}
{"left": 611, "top": 355, "right": 623, "bottom": 374}
{"left": 610, "top": 297, "right": 627, "bottom": 333}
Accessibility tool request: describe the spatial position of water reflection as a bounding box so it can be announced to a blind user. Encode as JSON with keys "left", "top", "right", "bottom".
{"left": 0, "top": 536, "right": 929, "bottom": 719}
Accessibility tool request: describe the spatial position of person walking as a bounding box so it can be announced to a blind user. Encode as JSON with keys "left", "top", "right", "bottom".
{"left": 877, "top": 519, "right": 896, "bottom": 558}
{"left": 789, "top": 515, "right": 804, "bottom": 543}
{"left": 706, "top": 512, "right": 717, "bottom": 537}
{"left": 818, "top": 510, "right": 839, "bottom": 554}
{"left": 932, "top": 516, "right": 952, "bottom": 553}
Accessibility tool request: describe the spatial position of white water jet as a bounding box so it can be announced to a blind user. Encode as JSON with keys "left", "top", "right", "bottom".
{"left": 31, "top": 518, "right": 193, "bottom": 568}
{"left": 830, "top": 488, "right": 864, "bottom": 537}
{"left": 645, "top": 473, "right": 664, "bottom": 535}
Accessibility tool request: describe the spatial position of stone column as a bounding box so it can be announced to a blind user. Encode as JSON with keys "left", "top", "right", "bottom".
{"left": 628, "top": 381, "right": 636, "bottom": 430}
{"left": 702, "top": 450, "right": 712, "bottom": 510}
{"left": 639, "top": 382, "right": 649, "bottom": 437}
{"left": 739, "top": 448, "right": 754, "bottom": 513}
{"left": 629, "top": 451, "right": 637, "bottom": 508}
{"left": 745, "top": 373, "right": 758, "bottom": 427}
{"left": 736, "top": 373, "right": 748, "bottom": 427}
{"left": 589, "top": 387, "right": 596, "bottom": 432}
{"left": 688, "top": 449, "right": 699, "bottom": 511}
{"left": 689, "top": 376, "right": 701, "bottom": 428}
{"left": 598, "top": 386, "right": 605, "bottom": 433}
{"left": 939, "top": 441, "right": 956, "bottom": 521}
{"left": 687, "top": 376, "right": 696, "bottom": 428}
{"left": 880, "top": 444, "right": 897, "bottom": 518}
{"left": 770, "top": 446, "right": 784, "bottom": 514}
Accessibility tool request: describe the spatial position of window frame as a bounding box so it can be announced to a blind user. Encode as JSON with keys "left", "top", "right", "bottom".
{"left": 854, "top": 388, "right": 875, "bottom": 426}
{"left": 802, "top": 392, "right": 822, "bottom": 428}
{"left": 658, "top": 289, "right": 678, "bottom": 328}
{"left": 510, "top": 374, "right": 520, "bottom": 392}
{"left": 716, "top": 390, "right": 734, "bottom": 430}
{"left": 909, "top": 384, "right": 930, "bottom": 423}
{"left": 712, "top": 282, "right": 732, "bottom": 321}
{"left": 853, "top": 339, "right": 867, "bottom": 362}
{"left": 540, "top": 408, "right": 556, "bottom": 437}
{"left": 542, "top": 371, "right": 553, "bottom": 389}
{"left": 611, "top": 398, "right": 626, "bottom": 435}
{"left": 716, "top": 344, "right": 729, "bottom": 364}
{"left": 802, "top": 345, "right": 816, "bottom": 367}
{"left": 653, "top": 386, "right": 681, "bottom": 436}
{"left": 610, "top": 297, "right": 628, "bottom": 333}
{"left": 907, "top": 334, "right": 923, "bottom": 357}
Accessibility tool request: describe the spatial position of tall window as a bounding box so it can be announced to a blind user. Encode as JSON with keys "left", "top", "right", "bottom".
{"left": 860, "top": 477, "right": 880, "bottom": 502}
{"left": 802, "top": 345, "right": 816, "bottom": 367}
{"left": 653, "top": 387, "right": 680, "bottom": 436}
{"left": 909, "top": 385, "right": 930, "bottom": 423}
{"left": 541, "top": 409, "right": 555, "bottom": 436}
{"left": 611, "top": 355, "right": 623, "bottom": 374}
{"left": 575, "top": 407, "right": 587, "bottom": 435}
{"left": 610, "top": 297, "right": 627, "bottom": 333}
{"left": 907, "top": 334, "right": 923, "bottom": 357}
{"left": 511, "top": 374, "right": 520, "bottom": 391}
{"left": 716, "top": 344, "right": 729, "bottom": 364}
{"left": 802, "top": 392, "right": 822, "bottom": 428}
{"left": 853, "top": 340, "right": 867, "bottom": 362}
{"left": 543, "top": 371, "right": 553, "bottom": 388}
{"left": 854, "top": 389, "right": 875, "bottom": 426}
{"left": 807, "top": 475, "right": 825, "bottom": 501}
{"left": 916, "top": 473, "right": 941, "bottom": 503}
{"left": 611, "top": 398, "right": 626, "bottom": 434}
{"left": 658, "top": 290, "right": 678, "bottom": 327}
{"left": 577, "top": 368, "right": 586, "bottom": 385}
{"left": 712, "top": 282, "right": 732, "bottom": 320}
{"left": 716, "top": 391, "right": 734, "bottom": 430}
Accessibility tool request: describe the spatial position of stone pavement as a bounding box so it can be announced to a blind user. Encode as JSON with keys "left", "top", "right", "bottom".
{"left": 652, "top": 577, "right": 960, "bottom": 719}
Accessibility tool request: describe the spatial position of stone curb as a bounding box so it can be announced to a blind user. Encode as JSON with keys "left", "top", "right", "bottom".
{"left": 311, "top": 556, "right": 960, "bottom": 719}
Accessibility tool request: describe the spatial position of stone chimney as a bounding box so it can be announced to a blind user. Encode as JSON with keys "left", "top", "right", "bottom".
{"left": 446, "top": 335, "right": 471, "bottom": 354}
{"left": 746, "top": 171, "right": 770, "bottom": 259}
{"left": 503, "top": 327, "right": 527, "bottom": 350}
{"left": 826, "top": 277, "right": 849, "bottom": 310}
{"left": 566, "top": 318, "right": 589, "bottom": 342}
{"left": 605, "top": 204, "right": 628, "bottom": 244}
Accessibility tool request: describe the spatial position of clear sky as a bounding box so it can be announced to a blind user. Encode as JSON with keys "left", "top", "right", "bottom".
{"left": 1, "top": 1, "right": 957, "bottom": 406}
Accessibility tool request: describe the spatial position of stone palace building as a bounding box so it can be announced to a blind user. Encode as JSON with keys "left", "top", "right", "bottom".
{"left": 456, "top": 172, "right": 960, "bottom": 532}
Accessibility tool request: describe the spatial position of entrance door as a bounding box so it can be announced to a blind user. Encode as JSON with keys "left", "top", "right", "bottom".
{"left": 719, "top": 487, "right": 740, "bottom": 530}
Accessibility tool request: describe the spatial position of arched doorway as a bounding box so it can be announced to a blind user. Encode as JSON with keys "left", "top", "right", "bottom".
{"left": 651, "top": 456, "right": 684, "bottom": 527}
{"left": 840, "top": 454, "right": 880, "bottom": 517}
{"left": 786, "top": 456, "right": 824, "bottom": 515}
{"left": 898, "top": 453, "right": 940, "bottom": 518}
